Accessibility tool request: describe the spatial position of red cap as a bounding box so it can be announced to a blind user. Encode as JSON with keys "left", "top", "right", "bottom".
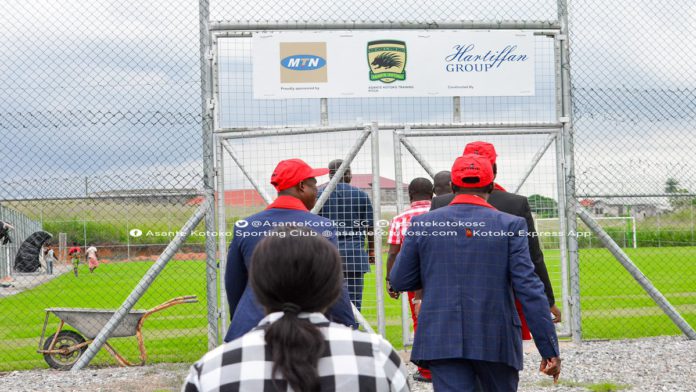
{"left": 451, "top": 154, "right": 494, "bottom": 188}
{"left": 463, "top": 141, "right": 497, "bottom": 165}
{"left": 270, "top": 159, "right": 329, "bottom": 191}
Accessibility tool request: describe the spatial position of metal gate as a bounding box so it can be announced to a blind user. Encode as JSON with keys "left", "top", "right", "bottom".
{"left": 214, "top": 124, "right": 385, "bottom": 335}
{"left": 207, "top": 18, "right": 581, "bottom": 344}
{"left": 393, "top": 125, "right": 573, "bottom": 345}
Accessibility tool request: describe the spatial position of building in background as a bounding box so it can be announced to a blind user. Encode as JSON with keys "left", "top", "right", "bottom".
{"left": 320, "top": 174, "right": 408, "bottom": 207}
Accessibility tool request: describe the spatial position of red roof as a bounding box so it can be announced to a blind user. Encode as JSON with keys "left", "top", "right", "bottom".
{"left": 188, "top": 190, "right": 266, "bottom": 207}
{"left": 580, "top": 199, "right": 596, "bottom": 207}
{"left": 320, "top": 174, "right": 406, "bottom": 190}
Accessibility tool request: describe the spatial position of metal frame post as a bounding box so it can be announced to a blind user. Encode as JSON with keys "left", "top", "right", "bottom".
{"left": 199, "top": 0, "right": 218, "bottom": 349}
{"left": 210, "top": 20, "right": 561, "bottom": 32}
{"left": 370, "top": 122, "right": 386, "bottom": 337}
{"left": 551, "top": 28, "right": 572, "bottom": 337}
{"left": 554, "top": 135, "right": 572, "bottom": 337}
{"left": 217, "top": 125, "right": 364, "bottom": 138}
{"left": 320, "top": 98, "right": 329, "bottom": 126}
{"left": 71, "top": 204, "right": 208, "bottom": 371}
{"left": 392, "top": 130, "right": 412, "bottom": 346}
{"left": 558, "top": 0, "right": 582, "bottom": 343}
{"left": 126, "top": 204, "right": 131, "bottom": 262}
{"left": 216, "top": 139, "right": 229, "bottom": 336}
{"left": 453, "top": 97, "right": 461, "bottom": 122}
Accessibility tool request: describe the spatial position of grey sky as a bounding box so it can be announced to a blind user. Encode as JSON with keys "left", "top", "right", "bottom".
{"left": 1, "top": 0, "right": 695, "bottom": 202}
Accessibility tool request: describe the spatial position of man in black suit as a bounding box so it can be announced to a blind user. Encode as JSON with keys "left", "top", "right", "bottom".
{"left": 432, "top": 170, "right": 451, "bottom": 197}
{"left": 430, "top": 142, "right": 562, "bottom": 326}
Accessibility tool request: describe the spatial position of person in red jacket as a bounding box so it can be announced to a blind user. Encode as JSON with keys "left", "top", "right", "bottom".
{"left": 68, "top": 242, "right": 81, "bottom": 277}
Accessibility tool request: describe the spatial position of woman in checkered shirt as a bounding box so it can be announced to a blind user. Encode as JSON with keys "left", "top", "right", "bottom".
{"left": 183, "top": 226, "right": 409, "bottom": 392}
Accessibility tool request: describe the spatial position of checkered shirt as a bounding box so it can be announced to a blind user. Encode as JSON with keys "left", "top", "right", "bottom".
{"left": 387, "top": 200, "right": 432, "bottom": 245}
{"left": 183, "top": 312, "right": 410, "bottom": 392}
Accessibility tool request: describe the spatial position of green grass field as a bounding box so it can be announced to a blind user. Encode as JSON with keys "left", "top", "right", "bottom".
{"left": 0, "top": 261, "right": 209, "bottom": 371}
{"left": 1, "top": 247, "right": 695, "bottom": 371}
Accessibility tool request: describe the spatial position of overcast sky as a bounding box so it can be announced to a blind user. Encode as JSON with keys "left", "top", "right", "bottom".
{"left": 1, "top": 0, "right": 695, "bottom": 203}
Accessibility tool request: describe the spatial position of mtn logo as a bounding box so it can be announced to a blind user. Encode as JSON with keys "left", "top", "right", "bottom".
{"left": 279, "top": 42, "right": 328, "bottom": 83}
{"left": 281, "top": 55, "right": 326, "bottom": 71}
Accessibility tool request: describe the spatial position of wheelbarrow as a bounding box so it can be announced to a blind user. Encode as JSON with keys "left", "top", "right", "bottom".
{"left": 37, "top": 296, "right": 198, "bottom": 370}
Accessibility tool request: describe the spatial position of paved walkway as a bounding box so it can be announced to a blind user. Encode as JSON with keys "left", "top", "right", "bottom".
{"left": 0, "top": 264, "right": 72, "bottom": 298}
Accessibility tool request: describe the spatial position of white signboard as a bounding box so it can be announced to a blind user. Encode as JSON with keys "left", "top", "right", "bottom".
{"left": 252, "top": 30, "right": 535, "bottom": 99}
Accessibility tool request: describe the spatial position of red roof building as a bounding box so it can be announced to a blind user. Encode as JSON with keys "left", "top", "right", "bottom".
{"left": 188, "top": 190, "right": 266, "bottom": 207}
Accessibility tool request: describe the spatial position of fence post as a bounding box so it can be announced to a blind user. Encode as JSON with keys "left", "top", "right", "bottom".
{"left": 657, "top": 212, "right": 661, "bottom": 247}
{"left": 126, "top": 203, "right": 131, "bottom": 261}
{"left": 558, "top": 0, "right": 582, "bottom": 343}
{"left": 199, "top": 0, "right": 218, "bottom": 349}
{"left": 370, "top": 122, "right": 386, "bottom": 337}
{"left": 393, "top": 130, "right": 412, "bottom": 346}
{"left": 216, "top": 138, "right": 229, "bottom": 338}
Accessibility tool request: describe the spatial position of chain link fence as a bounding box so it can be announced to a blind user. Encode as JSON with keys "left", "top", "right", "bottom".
{"left": 1, "top": 0, "right": 694, "bottom": 372}
{"left": 1, "top": 0, "right": 209, "bottom": 371}
{"left": 569, "top": 0, "right": 696, "bottom": 339}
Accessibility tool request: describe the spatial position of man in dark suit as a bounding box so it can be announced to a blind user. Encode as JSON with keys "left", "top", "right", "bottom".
{"left": 432, "top": 170, "right": 451, "bottom": 196}
{"left": 224, "top": 158, "right": 357, "bottom": 342}
{"left": 390, "top": 154, "right": 561, "bottom": 391}
{"left": 430, "top": 142, "right": 561, "bottom": 325}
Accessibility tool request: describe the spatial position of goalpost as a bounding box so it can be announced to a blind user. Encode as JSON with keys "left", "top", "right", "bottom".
{"left": 536, "top": 216, "right": 637, "bottom": 249}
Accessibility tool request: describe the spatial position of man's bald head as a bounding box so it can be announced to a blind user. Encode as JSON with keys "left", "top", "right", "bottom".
{"left": 433, "top": 170, "right": 452, "bottom": 196}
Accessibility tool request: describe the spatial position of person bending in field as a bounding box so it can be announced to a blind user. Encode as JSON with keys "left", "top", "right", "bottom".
{"left": 68, "top": 242, "right": 81, "bottom": 277}
{"left": 184, "top": 226, "right": 409, "bottom": 392}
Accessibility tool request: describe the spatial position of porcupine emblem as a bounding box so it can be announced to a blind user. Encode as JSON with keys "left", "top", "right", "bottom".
{"left": 367, "top": 40, "right": 407, "bottom": 83}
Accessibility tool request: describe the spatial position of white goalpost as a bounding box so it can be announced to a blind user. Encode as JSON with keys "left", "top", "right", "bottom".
{"left": 536, "top": 216, "right": 637, "bottom": 249}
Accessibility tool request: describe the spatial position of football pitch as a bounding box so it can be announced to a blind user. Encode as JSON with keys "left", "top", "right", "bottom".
{"left": 1, "top": 247, "right": 694, "bottom": 371}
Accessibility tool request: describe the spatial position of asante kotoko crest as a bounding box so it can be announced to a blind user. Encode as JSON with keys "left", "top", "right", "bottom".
{"left": 367, "top": 40, "right": 407, "bottom": 83}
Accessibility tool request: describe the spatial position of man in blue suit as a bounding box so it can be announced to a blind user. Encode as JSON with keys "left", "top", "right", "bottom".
{"left": 389, "top": 154, "right": 561, "bottom": 391}
{"left": 318, "top": 159, "right": 375, "bottom": 311}
{"left": 224, "top": 158, "right": 357, "bottom": 342}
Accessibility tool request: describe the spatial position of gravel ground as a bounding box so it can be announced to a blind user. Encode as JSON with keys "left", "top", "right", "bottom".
{"left": 1, "top": 336, "right": 694, "bottom": 391}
